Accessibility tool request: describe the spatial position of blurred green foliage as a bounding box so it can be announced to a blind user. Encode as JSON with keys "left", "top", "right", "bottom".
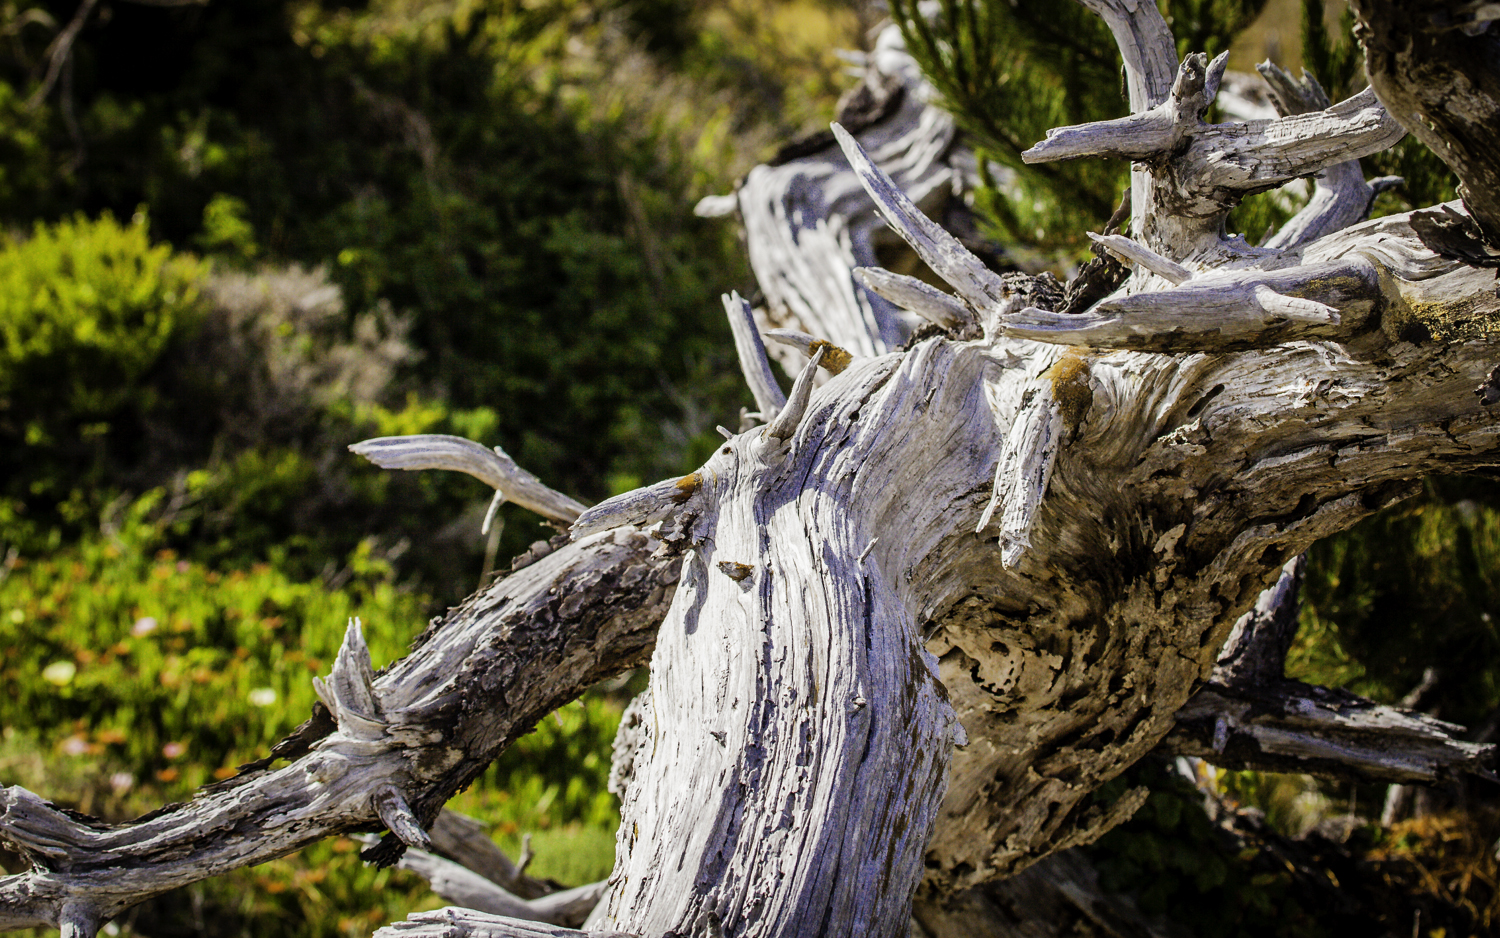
{"left": 0, "top": 211, "right": 205, "bottom": 534}
{"left": 0, "top": 490, "right": 623, "bottom": 931}
{"left": 0, "top": 0, "right": 817, "bottom": 512}
{"left": 1088, "top": 764, "right": 1330, "bottom": 938}
{"left": 0, "top": 488, "right": 424, "bottom": 794}
{"left": 1295, "top": 478, "right": 1500, "bottom": 726}
{"left": 0, "top": 0, "right": 859, "bottom": 932}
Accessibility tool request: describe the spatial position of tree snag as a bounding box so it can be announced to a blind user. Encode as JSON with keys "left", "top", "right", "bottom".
{"left": 5, "top": 2, "right": 1500, "bottom": 937}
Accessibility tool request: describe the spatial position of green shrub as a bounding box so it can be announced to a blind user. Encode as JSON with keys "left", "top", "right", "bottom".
{"left": 0, "top": 489, "right": 625, "bottom": 933}
{"left": 0, "top": 211, "right": 205, "bottom": 541}
{"left": 0, "top": 488, "right": 424, "bottom": 789}
{"left": 1295, "top": 477, "right": 1500, "bottom": 726}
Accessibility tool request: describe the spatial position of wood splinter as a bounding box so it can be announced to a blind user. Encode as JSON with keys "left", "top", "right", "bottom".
{"left": 853, "top": 267, "right": 978, "bottom": 333}
{"left": 570, "top": 472, "right": 704, "bottom": 539}
{"left": 723, "top": 291, "right": 787, "bottom": 420}
{"left": 1086, "top": 232, "right": 1191, "bottom": 284}
{"left": 763, "top": 347, "right": 826, "bottom": 443}
{"left": 832, "top": 122, "right": 1009, "bottom": 314}
{"left": 350, "top": 435, "right": 587, "bottom": 525}
{"left": 373, "top": 785, "right": 432, "bottom": 853}
{"left": 312, "top": 618, "right": 387, "bottom": 742}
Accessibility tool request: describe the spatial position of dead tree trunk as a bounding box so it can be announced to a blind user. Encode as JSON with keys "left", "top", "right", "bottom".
{"left": 4, "top": 2, "right": 1500, "bottom": 937}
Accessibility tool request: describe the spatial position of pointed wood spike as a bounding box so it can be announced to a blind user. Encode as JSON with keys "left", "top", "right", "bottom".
{"left": 350, "top": 435, "right": 587, "bottom": 524}
{"left": 1203, "top": 50, "right": 1229, "bottom": 104}
{"left": 1086, "top": 232, "right": 1192, "bottom": 284}
{"left": 312, "top": 618, "right": 387, "bottom": 742}
{"left": 764, "top": 347, "right": 825, "bottom": 443}
{"left": 1251, "top": 285, "right": 1340, "bottom": 324}
{"left": 853, "top": 267, "right": 977, "bottom": 332}
{"left": 373, "top": 785, "right": 431, "bottom": 853}
{"left": 58, "top": 903, "right": 99, "bottom": 938}
{"left": 1074, "top": 0, "right": 1178, "bottom": 111}
{"left": 831, "top": 123, "right": 1008, "bottom": 314}
{"left": 570, "top": 473, "right": 704, "bottom": 539}
{"left": 723, "top": 292, "right": 787, "bottom": 421}
{"left": 481, "top": 489, "right": 505, "bottom": 537}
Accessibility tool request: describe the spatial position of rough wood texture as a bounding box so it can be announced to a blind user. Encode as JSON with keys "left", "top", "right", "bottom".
{"left": 702, "top": 23, "right": 963, "bottom": 360}
{"left": 1353, "top": 0, "right": 1500, "bottom": 247}
{"left": 1164, "top": 679, "right": 1494, "bottom": 783}
{"left": 7, "top": 2, "right": 1500, "bottom": 937}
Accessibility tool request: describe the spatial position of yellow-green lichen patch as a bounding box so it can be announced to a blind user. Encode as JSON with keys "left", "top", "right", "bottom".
{"left": 809, "top": 339, "right": 854, "bottom": 374}
{"left": 672, "top": 472, "right": 702, "bottom": 503}
{"left": 1044, "top": 351, "right": 1094, "bottom": 433}
{"left": 1385, "top": 265, "right": 1500, "bottom": 344}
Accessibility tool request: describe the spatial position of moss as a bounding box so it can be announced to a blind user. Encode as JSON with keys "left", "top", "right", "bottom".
{"left": 673, "top": 472, "right": 702, "bottom": 503}
{"left": 1044, "top": 351, "right": 1093, "bottom": 433}
{"left": 809, "top": 339, "right": 855, "bottom": 375}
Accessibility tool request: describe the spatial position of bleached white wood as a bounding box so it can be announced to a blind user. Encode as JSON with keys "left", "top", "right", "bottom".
{"left": 725, "top": 23, "right": 962, "bottom": 358}
{"left": 761, "top": 346, "right": 825, "bottom": 443}
{"left": 978, "top": 356, "right": 1067, "bottom": 568}
{"left": 1253, "top": 61, "right": 1403, "bottom": 250}
{"left": 996, "top": 257, "right": 1376, "bottom": 350}
{"left": 391, "top": 846, "right": 602, "bottom": 927}
{"left": 570, "top": 474, "right": 703, "bottom": 539}
{"left": 1074, "top": 0, "right": 1177, "bottom": 112}
{"left": 724, "top": 291, "right": 787, "bottom": 421}
{"left": 853, "top": 266, "right": 977, "bottom": 333}
{"left": 350, "top": 435, "right": 587, "bottom": 524}
{"left": 376, "top": 908, "right": 633, "bottom": 938}
{"left": 373, "top": 786, "right": 432, "bottom": 852}
{"left": 833, "top": 123, "right": 1007, "bottom": 316}
{"left": 1022, "top": 52, "right": 1226, "bottom": 165}
{"left": 589, "top": 347, "right": 970, "bottom": 938}
{"left": 1086, "top": 232, "right": 1192, "bottom": 284}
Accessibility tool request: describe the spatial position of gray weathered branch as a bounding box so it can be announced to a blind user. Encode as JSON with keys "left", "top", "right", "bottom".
{"left": 724, "top": 291, "right": 787, "bottom": 422}
{"left": 376, "top": 908, "right": 632, "bottom": 938}
{"left": 350, "top": 435, "right": 588, "bottom": 524}
{"left": 1163, "top": 679, "right": 1495, "bottom": 784}
{"left": 390, "top": 845, "right": 602, "bottom": 927}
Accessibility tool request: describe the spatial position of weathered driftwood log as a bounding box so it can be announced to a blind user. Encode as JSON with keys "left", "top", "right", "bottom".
{"left": 6, "top": 2, "right": 1500, "bottom": 937}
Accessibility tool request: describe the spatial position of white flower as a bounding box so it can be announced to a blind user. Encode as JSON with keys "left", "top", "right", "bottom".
{"left": 42, "top": 660, "right": 76, "bottom": 686}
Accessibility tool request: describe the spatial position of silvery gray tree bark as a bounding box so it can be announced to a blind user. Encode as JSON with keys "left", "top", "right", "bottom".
{"left": 3, "top": 2, "right": 1500, "bottom": 937}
